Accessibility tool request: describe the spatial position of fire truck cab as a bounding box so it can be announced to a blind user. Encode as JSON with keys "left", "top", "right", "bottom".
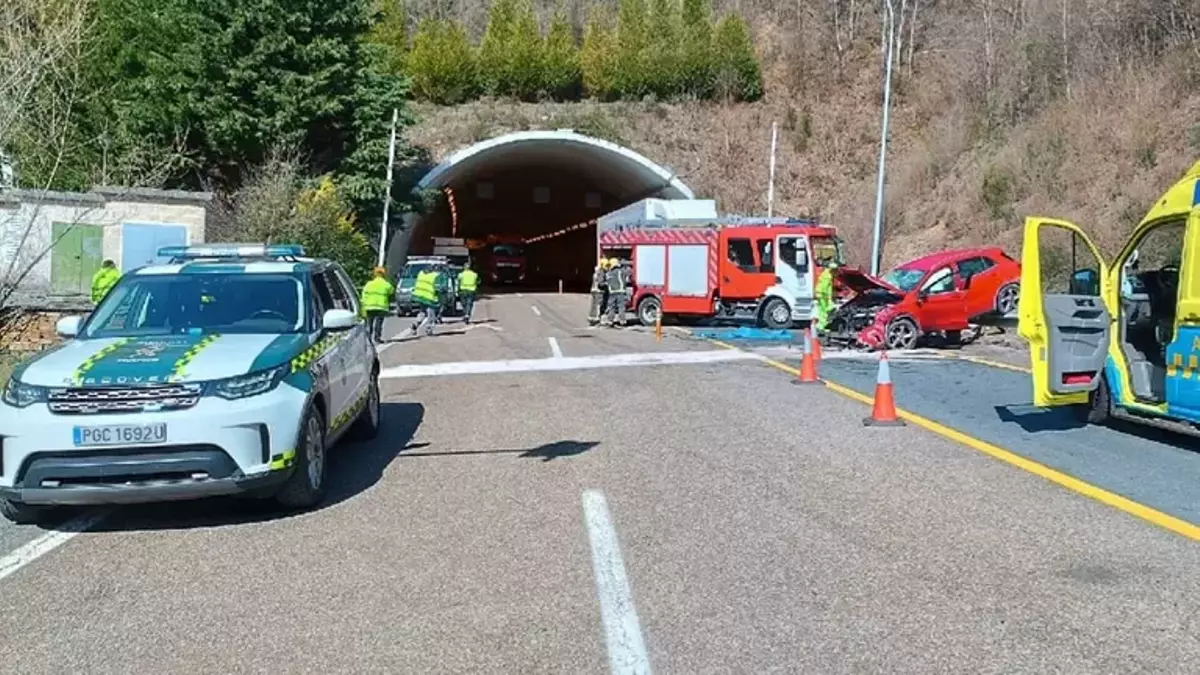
{"left": 599, "top": 217, "right": 844, "bottom": 328}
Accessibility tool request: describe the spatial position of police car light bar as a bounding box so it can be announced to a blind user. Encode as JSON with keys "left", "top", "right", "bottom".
{"left": 157, "top": 244, "right": 306, "bottom": 260}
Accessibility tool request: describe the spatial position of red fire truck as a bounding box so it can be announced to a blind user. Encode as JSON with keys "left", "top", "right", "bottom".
{"left": 598, "top": 218, "right": 846, "bottom": 328}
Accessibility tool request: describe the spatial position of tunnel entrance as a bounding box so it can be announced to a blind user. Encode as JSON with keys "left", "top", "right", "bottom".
{"left": 388, "top": 131, "right": 694, "bottom": 292}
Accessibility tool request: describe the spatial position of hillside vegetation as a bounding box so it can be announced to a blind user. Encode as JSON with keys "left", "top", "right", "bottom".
{"left": 400, "top": 0, "right": 1200, "bottom": 267}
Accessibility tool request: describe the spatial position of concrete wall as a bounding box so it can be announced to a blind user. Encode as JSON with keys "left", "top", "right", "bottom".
{"left": 0, "top": 187, "right": 211, "bottom": 301}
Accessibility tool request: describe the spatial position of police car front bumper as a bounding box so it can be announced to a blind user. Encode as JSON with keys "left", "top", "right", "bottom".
{"left": 0, "top": 385, "right": 306, "bottom": 506}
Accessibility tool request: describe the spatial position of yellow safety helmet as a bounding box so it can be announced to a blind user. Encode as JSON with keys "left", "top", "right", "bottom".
{"left": 607, "top": 257, "right": 620, "bottom": 267}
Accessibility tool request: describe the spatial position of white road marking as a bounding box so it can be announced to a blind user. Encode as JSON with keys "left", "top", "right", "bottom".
{"left": 379, "top": 348, "right": 763, "bottom": 379}
{"left": 465, "top": 323, "right": 504, "bottom": 332}
{"left": 548, "top": 337, "right": 563, "bottom": 358}
{"left": 531, "top": 305, "right": 542, "bottom": 317}
{"left": 0, "top": 510, "right": 108, "bottom": 583}
{"left": 750, "top": 345, "right": 950, "bottom": 361}
{"left": 582, "top": 490, "right": 652, "bottom": 675}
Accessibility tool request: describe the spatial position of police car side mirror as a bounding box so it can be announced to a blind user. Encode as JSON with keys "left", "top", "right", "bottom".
{"left": 322, "top": 308, "right": 358, "bottom": 331}
{"left": 56, "top": 315, "right": 82, "bottom": 338}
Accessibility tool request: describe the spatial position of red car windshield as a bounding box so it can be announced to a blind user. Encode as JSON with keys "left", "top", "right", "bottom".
{"left": 880, "top": 267, "right": 926, "bottom": 292}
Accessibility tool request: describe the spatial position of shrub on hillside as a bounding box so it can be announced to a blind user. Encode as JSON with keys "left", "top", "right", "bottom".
{"left": 406, "top": 17, "right": 478, "bottom": 105}
{"left": 390, "top": 0, "right": 763, "bottom": 105}
{"left": 712, "top": 13, "right": 763, "bottom": 102}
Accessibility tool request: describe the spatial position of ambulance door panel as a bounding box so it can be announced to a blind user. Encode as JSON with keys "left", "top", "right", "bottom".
{"left": 1018, "top": 217, "right": 1110, "bottom": 407}
{"left": 1166, "top": 209, "right": 1200, "bottom": 420}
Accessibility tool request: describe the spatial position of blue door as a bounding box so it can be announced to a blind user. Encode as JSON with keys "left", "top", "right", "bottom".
{"left": 121, "top": 223, "right": 189, "bottom": 271}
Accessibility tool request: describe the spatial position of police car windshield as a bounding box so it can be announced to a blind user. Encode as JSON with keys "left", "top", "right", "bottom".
{"left": 402, "top": 263, "right": 435, "bottom": 278}
{"left": 84, "top": 273, "right": 306, "bottom": 338}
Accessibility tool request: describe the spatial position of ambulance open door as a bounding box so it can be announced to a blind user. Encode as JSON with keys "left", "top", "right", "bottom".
{"left": 1017, "top": 217, "right": 1111, "bottom": 407}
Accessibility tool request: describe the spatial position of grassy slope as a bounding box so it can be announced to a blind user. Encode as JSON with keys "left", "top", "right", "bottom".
{"left": 409, "top": 9, "right": 1200, "bottom": 270}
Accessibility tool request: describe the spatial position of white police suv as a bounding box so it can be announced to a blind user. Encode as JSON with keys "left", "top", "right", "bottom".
{"left": 0, "top": 244, "right": 381, "bottom": 524}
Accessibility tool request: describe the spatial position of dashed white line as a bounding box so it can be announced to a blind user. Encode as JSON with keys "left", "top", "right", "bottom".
{"left": 582, "top": 490, "right": 652, "bottom": 675}
{"left": 0, "top": 510, "right": 108, "bottom": 583}
{"left": 548, "top": 337, "right": 563, "bottom": 358}
{"left": 531, "top": 305, "right": 542, "bottom": 317}
{"left": 379, "top": 348, "right": 763, "bottom": 379}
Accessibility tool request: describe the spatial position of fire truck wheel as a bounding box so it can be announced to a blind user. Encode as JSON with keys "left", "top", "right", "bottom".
{"left": 637, "top": 296, "right": 662, "bottom": 327}
{"left": 884, "top": 316, "right": 920, "bottom": 350}
{"left": 760, "top": 297, "right": 792, "bottom": 329}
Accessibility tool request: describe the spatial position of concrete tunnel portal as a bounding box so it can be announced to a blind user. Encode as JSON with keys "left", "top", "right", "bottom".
{"left": 386, "top": 130, "right": 695, "bottom": 292}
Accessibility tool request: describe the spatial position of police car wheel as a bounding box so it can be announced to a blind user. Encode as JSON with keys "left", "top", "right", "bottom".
{"left": 0, "top": 498, "right": 45, "bottom": 525}
{"left": 276, "top": 405, "right": 327, "bottom": 509}
{"left": 348, "top": 374, "right": 381, "bottom": 441}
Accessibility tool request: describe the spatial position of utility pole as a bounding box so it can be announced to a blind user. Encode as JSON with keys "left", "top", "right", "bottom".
{"left": 377, "top": 108, "right": 399, "bottom": 268}
{"left": 870, "top": 0, "right": 896, "bottom": 276}
{"left": 766, "top": 121, "right": 778, "bottom": 218}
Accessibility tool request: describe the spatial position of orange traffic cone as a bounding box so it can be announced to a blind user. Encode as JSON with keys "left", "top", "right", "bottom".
{"left": 811, "top": 323, "right": 823, "bottom": 361}
{"left": 794, "top": 327, "right": 820, "bottom": 385}
{"left": 863, "top": 351, "right": 905, "bottom": 427}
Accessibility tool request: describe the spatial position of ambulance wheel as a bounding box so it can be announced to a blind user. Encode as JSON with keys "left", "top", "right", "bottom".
{"left": 761, "top": 298, "right": 792, "bottom": 329}
{"left": 1075, "top": 377, "right": 1112, "bottom": 425}
{"left": 884, "top": 316, "right": 919, "bottom": 350}
{"left": 638, "top": 296, "right": 662, "bottom": 327}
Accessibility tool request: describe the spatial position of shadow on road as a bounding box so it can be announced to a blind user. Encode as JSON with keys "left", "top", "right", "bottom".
{"left": 397, "top": 440, "right": 599, "bottom": 462}
{"left": 76, "top": 402, "right": 426, "bottom": 532}
{"left": 993, "top": 403, "right": 1200, "bottom": 450}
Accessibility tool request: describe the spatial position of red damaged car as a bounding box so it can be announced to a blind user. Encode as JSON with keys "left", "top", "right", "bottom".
{"left": 825, "top": 247, "right": 1021, "bottom": 350}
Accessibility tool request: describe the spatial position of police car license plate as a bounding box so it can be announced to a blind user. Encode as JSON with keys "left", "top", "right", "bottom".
{"left": 73, "top": 423, "right": 167, "bottom": 447}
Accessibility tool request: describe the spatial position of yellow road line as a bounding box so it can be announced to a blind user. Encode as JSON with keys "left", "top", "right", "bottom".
{"left": 708, "top": 339, "right": 1200, "bottom": 542}
{"left": 957, "top": 354, "right": 1031, "bottom": 373}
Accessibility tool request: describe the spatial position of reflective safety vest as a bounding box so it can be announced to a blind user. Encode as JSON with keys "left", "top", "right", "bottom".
{"left": 412, "top": 270, "right": 440, "bottom": 306}
{"left": 91, "top": 267, "right": 121, "bottom": 304}
{"left": 458, "top": 268, "right": 479, "bottom": 293}
{"left": 361, "top": 276, "right": 394, "bottom": 312}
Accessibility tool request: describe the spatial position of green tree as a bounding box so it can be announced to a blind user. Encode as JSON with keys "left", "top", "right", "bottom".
{"left": 580, "top": 8, "right": 619, "bottom": 99}
{"left": 367, "top": 0, "right": 409, "bottom": 76}
{"left": 540, "top": 9, "right": 581, "bottom": 100}
{"left": 406, "top": 17, "right": 478, "bottom": 105}
{"left": 712, "top": 13, "right": 762, "bottom": 102}
{"left": 478, "top": 0, "right": 517, "bottom": 96}
{"left": 614, "top": 0, "right": 651, "bottom": 98}
{"left": 647, "top": 0, "right": 683, "bottom": 98}
{"left": 507, "top": 0, "right": 545, "bottom": 100}
{"left": 679, "top": 0, "right": 714, "bottom": 98}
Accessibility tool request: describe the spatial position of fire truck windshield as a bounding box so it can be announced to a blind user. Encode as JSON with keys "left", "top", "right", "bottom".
{"left": 812, "top": 236, "right": 845, "bottom": 266}
{"left": 493, "top": 244, "right": 524, "bottom": 258}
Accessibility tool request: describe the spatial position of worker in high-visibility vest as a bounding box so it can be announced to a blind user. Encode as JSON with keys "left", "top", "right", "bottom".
{"left": 90, "top": 259, "right": 121, "bottom": 304}
{"left": 410, "top": 265, "right": 442, "bottom": 337}
{"left": 603, "top": 257, "right": 627, "bottom": 327}
{"left": 815, "top": 261, "right": 840, "bottom": 331}
{"left": 457, "top": 262, "right": 480, "bottom": 324}
{"left": 360, "top": 266, "right": 394, "bottom": 343}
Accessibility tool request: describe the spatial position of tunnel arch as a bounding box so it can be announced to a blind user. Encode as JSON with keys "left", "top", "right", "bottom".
{"left": 386, "top": 130, "right": 696, "bottom": 289}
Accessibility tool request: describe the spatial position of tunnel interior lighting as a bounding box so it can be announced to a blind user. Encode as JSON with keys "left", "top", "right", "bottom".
{"left": 444, "top": 186, "right": 458, "bottom": 237}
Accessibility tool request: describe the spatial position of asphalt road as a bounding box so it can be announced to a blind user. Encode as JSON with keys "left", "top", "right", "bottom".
{"left": 3, "top": 294, "right": 1200, "bottom": 673}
